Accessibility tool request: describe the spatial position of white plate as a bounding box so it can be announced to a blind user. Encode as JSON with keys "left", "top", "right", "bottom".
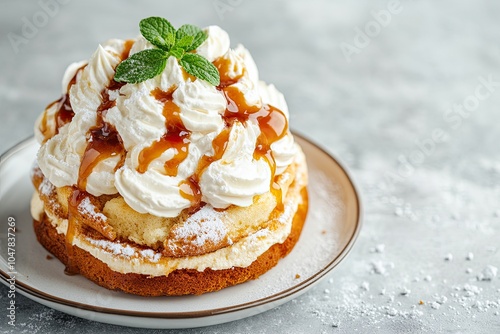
{"left": 0, "top": 134, "right": 362, "bottom": 329}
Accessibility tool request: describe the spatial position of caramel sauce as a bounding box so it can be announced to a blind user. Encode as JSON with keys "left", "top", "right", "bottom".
{"left": 179, "top": 176, "right": 202, "bottom": 210}
{"left": 181, "top": 69, "right": 197, "bottom": 82}
{"left": 39, "top": 64, "right": 87, "bottom": 142}
{"left": 77, "top": 80, "right": 126, "bottom": 190}
{"left": 39, "top": 100, "right": 58, "bottom": 142}
{"left": 196, "top": 127, "right": 231, "bottom": 177}
{"left": 180, "top": 128, "right": 232, "bottom": 210}
{"left": 45, "top": 38, "right": 132, "bottom": 143}
{"left": 65, "top": 188, "right": 85, "bottom": 275}
{"left": 55, "top": 65, "right": 87, "bottom": 132}
{"left": 138, "top": 132, "right": 190, "bottom": 176}
{"left": 177, "top": 81, "right": 288, "bottom": 212}
{"left": 137, "top": 87, "right": 190, "bottom": 176}
{"left": 55, "top": 94, "right": 74, "bottom": 129}
{"left": 222, "top": 86, "right": 288, "bottom": 165}
{"left": 222, "top": 86, "right": 288, "bottom": 208}
{"left": 214, "top": 57, "right": 245, "bottom": 88}
{"left": 121, "top": 39, "right": 135, "bottom": 60}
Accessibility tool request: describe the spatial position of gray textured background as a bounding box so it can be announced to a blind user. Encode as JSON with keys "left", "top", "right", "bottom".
{"left": 1, "top": 0, "right": 500, "bottom": 333}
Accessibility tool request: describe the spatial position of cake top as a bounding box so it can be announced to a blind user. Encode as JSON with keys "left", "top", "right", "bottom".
{"left": 35, "top": 17, "right": 297, "bottom": 218}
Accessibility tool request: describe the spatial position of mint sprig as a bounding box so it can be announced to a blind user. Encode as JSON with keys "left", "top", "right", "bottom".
{"left": 114, "top": 17, "right": 220, "bottom": 86}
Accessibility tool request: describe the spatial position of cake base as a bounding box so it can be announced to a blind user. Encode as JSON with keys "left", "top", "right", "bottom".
{"left": 33, "top": 188, "right": 308, "bottom": 296}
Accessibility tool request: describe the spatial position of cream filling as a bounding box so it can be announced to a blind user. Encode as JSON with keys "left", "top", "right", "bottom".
{"left": 31, "top": 150, "right": 307, "bottom": 277}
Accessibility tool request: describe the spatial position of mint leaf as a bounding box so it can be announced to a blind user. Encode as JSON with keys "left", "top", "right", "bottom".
{"left": 176, "top": 24, "right": 207, "bottom": 51}
{"left": 114, "top": 17, "right": 219, "bottom": 86}
{"left": 114, "top": 49, "right": 167, "bottom": 83}
{"left": 176, "top": 24, "right": 200, "bottom": 40}
{"left": 180, "top": 53, "right": 220, "bottom": 86}
{"left": 188, "top": 31, "right": 208, "bottom": 51}
{"left": 176, "top": 35, "right": 194, "bottom": 50}
{"left": 140, "top": 17, "right": 175, "bottom": 51}
{"left": 168, "top": 47, "right": 185, "bottom": 59}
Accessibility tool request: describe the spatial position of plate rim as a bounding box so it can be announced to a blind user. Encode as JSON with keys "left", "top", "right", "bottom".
{"left": 0, "top": 133, "right": 363, "bottom": 320}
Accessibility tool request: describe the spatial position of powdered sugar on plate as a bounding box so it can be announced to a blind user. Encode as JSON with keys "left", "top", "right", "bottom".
{"left": 315, "top": 148, "right": 500, "bottom": 332}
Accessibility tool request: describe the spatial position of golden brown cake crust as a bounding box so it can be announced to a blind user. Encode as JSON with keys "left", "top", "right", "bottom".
{"left": 33, "top": 188, "right": 308, "bottom": 296}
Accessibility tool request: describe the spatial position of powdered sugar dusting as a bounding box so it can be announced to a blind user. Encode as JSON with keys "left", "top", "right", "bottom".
{"left": 38, "top": 177, "right": 55, "bottom": 196}
{"left": 171, "top": 205, "right": 227, "bottom": 247}
{"left": 86, "top": 238, "right": 161, "bottom": 263}
{"left": 140, "top": 249, "right": 161, "bottom": 263}
{"left": 87, "top": 238, "right": 132, "bottom": 257}
{"left": 247, "top": 228, "right": 270, "bottom": 242}
{"left": 278, "top": 201, "right": 295, "bottom": 225}
{"left": 477, "top": 265, "right": 498, "bottom": 281}
{"left": 37, "top": 177, "right": 62, "bottom": 210}
{"left": 78, "top": 197, "right": 107, "bottom": 222}
{"left": 30, "top": 161, "right": 43, "bottom": 179}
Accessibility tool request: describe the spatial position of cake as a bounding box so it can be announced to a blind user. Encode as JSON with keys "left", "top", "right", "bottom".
{"left": 30, "top": 17, "right": 308, "bottom": 296}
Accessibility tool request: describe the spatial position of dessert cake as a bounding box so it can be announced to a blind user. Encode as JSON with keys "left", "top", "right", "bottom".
{"left": 30, "top": 17, "right": 308, "bottom": 296}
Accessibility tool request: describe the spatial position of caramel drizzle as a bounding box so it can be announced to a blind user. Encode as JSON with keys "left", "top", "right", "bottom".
{"left": 121, "top": 39, "right": 134, "bottom": 61}
{"left": 222, "top": 86, "right": 288, "bottom": 171}
{"left": 39, "top": 64, "right": 87, "bottom": 142}
{"left": 179, "top": 127, "right": 232, "bottom": 210}
{"left": 64, "top": 40, "right": 134, "bottom": 275}
{"left": 213, "top": 56, "right": 245, "bottom": 88}
{"left": 177, "top": 57, "right": 288, "bottom": 211}
{"left": 56, "top": 65, "right": 84, "bottom": 129}
{"left": 41, "top": 39, "right": 134, "bottom": 144}
{"left": 77, "top": 80, "right": 126, "bottom": 190}
{"left": 221, "top": 86, "right": 288, "bottom": 207}
{"left": 76, "top": 41, "right": 135, "bottom": 190}
{"left": 216, "top": 57, "right": 289, "bottom": 170}
{"left": 136, "top": 87, "right": 191, "bottom": 177}
{"left": 39, "top": 100, "right": 58, "bottom": 141}
{"left": 65, "top": 188, "right": 85, "bottom": 275}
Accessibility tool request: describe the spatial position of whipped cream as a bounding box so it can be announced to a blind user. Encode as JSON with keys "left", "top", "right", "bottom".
{"left": 35, "top": 25, "right": 299, "bottom": 217}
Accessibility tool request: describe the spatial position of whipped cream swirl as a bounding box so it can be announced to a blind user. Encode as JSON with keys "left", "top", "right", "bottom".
{"left": 35, "top": 25, "right": 298, "bottom": 217}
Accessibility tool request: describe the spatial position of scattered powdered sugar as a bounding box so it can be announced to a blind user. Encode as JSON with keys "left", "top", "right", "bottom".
{"left": 86, "top": 238, "right": 161, "bottom": 263}
{"left": 78, "top": 197, "right": 107, "bottom": 221}
{"left": 431, "top": 302, "right": 441, "bottom": 310}
{"left": 248, "top": 228, "right": 270, "bottom": 241}
{"left": 360, "top": 281, "right": 370, "bottom": 291}
{"left": 477, "top": 265, "right": 498, "bottom": 281}
{"left": 87, "top": 238, "right": 135, "bottom": 257}
{"left": 306, "top": 162, "right": 500, "bottom": 332}
{"left": 400, "top": 287, "right": 411, "bottom": 296}
{"left": 121, "top": 245, "right": 135, "bottom": 257}
{"left": 37, "top": 177, "right": 62, "bottom": 210}
{"left": 38, "top": 177, "right": 55, "bottom": 196}
{"left": 370, "top": 260, "right": 394, "bottom": 275}
{"left": 140, "top": 249, "right": 161, "bottom": 263}
{"left": 277, "top": 200, "right": 295, "bottom": 224}
{"left": 30, "top": 161, "right": 43, "bottom": 179}
{"left": 370, "top": 244, "right": 386, "bottom": 253}
{"left": 172, "top": 205, "right": 227, "bottom": 247}
{"left": 462, "top": 284, "right": 482, "bottom": 296}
